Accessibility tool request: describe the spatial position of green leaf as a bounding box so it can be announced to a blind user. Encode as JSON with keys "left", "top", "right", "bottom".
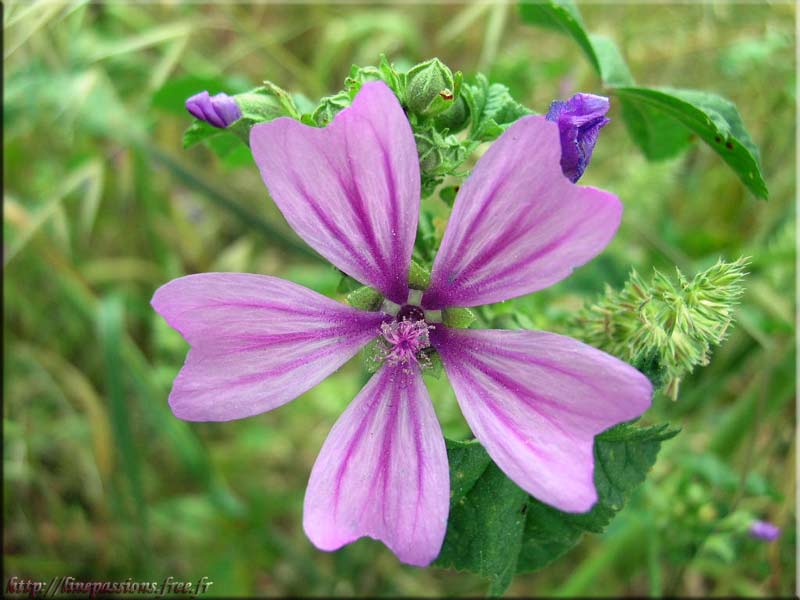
{"left": 463, "top": 73, "right": 531, "bottom": 142}
{"left": 207, "top": 134, "right": 253, "bottom": 169}
{"left": 182, "top": 120, "right": 221, "bottom": 149}
{"left": 438, "top": 184, "right": 459, "bottom": 207}
{"left": 619, "top": 97, "right": 693, "bottom": 160}
{"left": 519, "top": 1, "right": 766, "bottom": 198}
{"left": 588, "top": 33, "right": 634, "bottom": 87}
{"left": 670, "top": 88, "right": 762, "bottom": 160}
{"left": 435, "top": 439, "right": 526, "bottom": 595}
{"left": 519, "top": 0, "right": 600, "bottom": 74}
{"left": 435, "top": 423, "right": 679, "bottom": 595}
{"left": 309, "top": 90, "right": 351, "bottom": 127}
{"left": 519, "top": 2, "right": 634, "bottom": 89}
{"left": 414, "top": 124, "right": 469, "bottom": 184}
{"left": 613, "top": 86, "right": 768, "bottom": 198}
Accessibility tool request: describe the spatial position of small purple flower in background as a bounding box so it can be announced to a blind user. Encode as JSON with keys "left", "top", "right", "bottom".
{"left": 749, "top": 519, "right": 781, "bottom": 541}
{"left": 185, "top": 90, "right": 241, "bottom": 128}
{"left": 153, "top": 81, "right": 651, "bottom": 566}
{"left": 546, "top": 92, "right": 611, "bottom": 182}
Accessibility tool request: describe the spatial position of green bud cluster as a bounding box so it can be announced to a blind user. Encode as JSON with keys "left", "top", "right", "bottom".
{"left": 185, "top": 55, "right": 534, "bottom": 201}
{"left": 414, "top": 125, "right": 471, "bottom": 197}
{"left": 570, "top": 257, "right": 749, "bottom": 400}
{"left": 301, "top": 56, "right": 532, "bottom": 197}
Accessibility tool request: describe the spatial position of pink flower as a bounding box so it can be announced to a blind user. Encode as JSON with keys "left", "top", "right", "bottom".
{"left": 152, "top": 81, "right": 652, "bottom": 566}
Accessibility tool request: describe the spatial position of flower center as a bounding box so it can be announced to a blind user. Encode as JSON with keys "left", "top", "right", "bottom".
{"left": 396, "top": 304, "right": 425, "bottom": 322}
{"left": 379, "top": 317, "right": 432, "bottom": 368}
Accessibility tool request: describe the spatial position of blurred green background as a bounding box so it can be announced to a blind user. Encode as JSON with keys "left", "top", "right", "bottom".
{"left": 4, "top": 2, "right": 796, "bottom": 597}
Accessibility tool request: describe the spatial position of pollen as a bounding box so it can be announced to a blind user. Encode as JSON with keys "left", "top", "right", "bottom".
{"left": 379, "top": 317, "right": 433, "bottom": 370}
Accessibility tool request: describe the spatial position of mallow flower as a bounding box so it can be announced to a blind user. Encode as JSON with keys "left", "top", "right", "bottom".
{"left": 546, "top": 92, "right": 610, "bottom": 182}
{"left": 185, "top": 90, "right": 242, "bottom": 128}
{"left": 152, "top": 81, "right": 652, "bottom": 566}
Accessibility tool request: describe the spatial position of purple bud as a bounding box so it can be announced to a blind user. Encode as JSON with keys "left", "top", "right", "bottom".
{"left": 546, "top": 93, "right": 610, "bottom": 183}
{"left": 749, "top": 520, "right": 781, "bottom": 542}
{"left": 185, "top": 91, "right": 242, "bottom": 128}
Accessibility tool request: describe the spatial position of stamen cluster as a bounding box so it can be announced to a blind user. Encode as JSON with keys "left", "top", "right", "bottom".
{"left": 378, "top": 318, "right": 433, "bottom": 372}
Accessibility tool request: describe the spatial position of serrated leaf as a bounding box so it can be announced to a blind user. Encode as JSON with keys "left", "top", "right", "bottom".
{"left": 378, "top": 54, "right": 403, "bottom": 94}
{"left": 614, "top": 86, "right": 768, "bottom": 198}
{"left": 309, "top": 90, "right": 352, "bottom": 127}
{"left": 435, "top": 439, "right": 527, "bottom": 595}
{"left": 463, "top": 73, "right": 531, "bottom": 142}
{"left": 435, "top": 423, "right": 678, "bottom": 595}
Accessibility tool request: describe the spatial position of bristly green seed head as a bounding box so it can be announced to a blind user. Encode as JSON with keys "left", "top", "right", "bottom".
{"left": 570, "top": 257, "right": 749, "bottom": 400}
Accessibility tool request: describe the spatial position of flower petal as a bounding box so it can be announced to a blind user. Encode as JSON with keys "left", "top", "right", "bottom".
{"left": 209, "top": 92, "right": 242, "bottom": 128}
{"left": 151, "top": 273, "right": 384, "bottom": 421}
{"left": 250, "top": 82, "right": 420, "bottom": 304}
{"left": 433, "top": 327, "right": 652, "bottom": 512}
{"left": 303, "top": 364, "right": 449, "bottom": 566}
{"left": 422, "top": 115, "right": 621, "bottom": 309}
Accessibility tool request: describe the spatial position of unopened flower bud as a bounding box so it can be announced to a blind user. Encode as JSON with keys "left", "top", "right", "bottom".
{"left": 414, "top": 131, "right": 442, "bottom": 173}
{"left": 546, "top": 93, "right": 610, "bottom": 182}
{"left": 185, "top": 91, "right": 242, "bottom": 128}
{"left": 405, "top": 58, "right": 458, "bottom": 118}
